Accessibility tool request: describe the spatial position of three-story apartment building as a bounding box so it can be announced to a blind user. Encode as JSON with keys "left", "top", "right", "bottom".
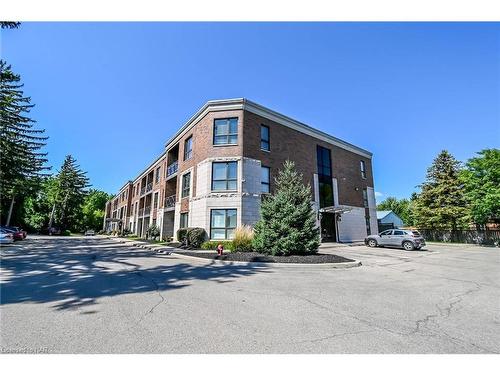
{"left": 103, "top": 98, "right": 377, "bottom": 243}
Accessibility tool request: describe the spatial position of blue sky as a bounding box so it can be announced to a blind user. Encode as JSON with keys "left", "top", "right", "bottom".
{"left": 2, "top": 22, "right": 499, "bottom": 201}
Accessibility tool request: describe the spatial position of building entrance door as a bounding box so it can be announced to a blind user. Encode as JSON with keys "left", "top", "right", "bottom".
{"left": 320, "top": 212, "right": 337, "bottom": 242}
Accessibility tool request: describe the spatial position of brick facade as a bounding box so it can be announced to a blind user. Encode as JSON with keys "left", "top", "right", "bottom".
{"left": 104, "top": 98, "right": 376, "bottom": 243}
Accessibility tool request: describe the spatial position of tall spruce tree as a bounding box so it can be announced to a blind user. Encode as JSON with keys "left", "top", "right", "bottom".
{"left": 413, "top": 150, "right": 470, "bottom": 230}
{"left": 1, "top": 60, "right": 49, "bottom": 225}
{"left": 253, "top": 160, "right": 320, "bottom": 255}
{"left": 49, "top": 155, "right": 90, "bottom": 231}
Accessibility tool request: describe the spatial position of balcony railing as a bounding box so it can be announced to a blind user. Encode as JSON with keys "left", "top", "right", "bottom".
{"left": 140, "top": 182, "right": 153, "bottom": 196}
{"left": 166, "top": 161, "right": 178, "bottom": 178}
{"left": 164, "top": 194, "right": 176, "bottom": 209}
{"left": 137, "top": 207, "right": 151, "bottom": 217}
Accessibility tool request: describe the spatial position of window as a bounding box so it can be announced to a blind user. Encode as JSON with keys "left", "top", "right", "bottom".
{"left": 261, "top": 166, "right": 270, "bottom": 193}
{"left": 210, "top": 209, "right": 237, "bottom": 240}
{"left": 319, "top": 182, "right": 334, "bottom": 207}
{"left": 360, "top": 160, "right": 367, "bottom": 179}
{"left": 184, "top": 136, "right": 193, "bottom": 160}
{"left": 213, "top": 118, "right": 238, "bottom": 145}
{"left": 212, "top": 161, "right": 237, "bottom": 191}
{"left": 394, "top": 230, "right": 405, "bottom": 235}
{"left": 153, "top": 192, "right": 159, "bottom": 208}
{"left": 181, "top": 172, "right": 191, "bottom": 198}
{"left": 380, "top": 230, "right": 392, "bottom": 236}
{"left": 365, "top": 217, "right": 371, "bottom": 235}
{"left": 155, "top": 166, "right": 161, "bottom": 184}
{"left": 362, "top": 189, "right": 369, "bottom": 208}
{"left": 180, "top": 213, "right": 189, "bottom": 228}
{"left": 317, "top": 145, "right": 332, "bottom": 177}
{"left": 260, "top": 125, "right": 270, "bottom": 151}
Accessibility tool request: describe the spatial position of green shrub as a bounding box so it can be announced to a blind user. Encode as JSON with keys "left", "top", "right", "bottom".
{"left": 147, "top": 224, "right": 160, "bottom": 240}
{"left": 187, "top": 227, "right": 207, "bottom": 248}
{"left": 232, "top": 225, "right": 254, "bottom": 252}
{"left": 61, "top": 230, "right": 71, "bottom": 236}
{"left": 177, "top": 228, "right": 189, "bottom": 243}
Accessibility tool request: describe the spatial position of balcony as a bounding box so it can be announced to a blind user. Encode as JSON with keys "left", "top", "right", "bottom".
{"left": 137, "top": 206, "right": 151, "bottom": 217}
{"left": 164, "top": 194, "right": 176, "bottom": 210}
{"left": 166, "top": 161, "right": 178, "bottom": 179}
{"left": 140, "top": 182, "right": 153, "bottom": 196}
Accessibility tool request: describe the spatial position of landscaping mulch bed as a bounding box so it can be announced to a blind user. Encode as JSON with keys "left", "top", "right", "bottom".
{"left": 178, "top": 251, "right": 354, "bottom": 264}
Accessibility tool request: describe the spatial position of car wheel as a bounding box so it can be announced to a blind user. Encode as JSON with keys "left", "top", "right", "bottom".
{"left": 402, "top": 241, "right": 415, "bottom": 251}
{"left": 367, "top": 239, "right": 378, "bottom": 248}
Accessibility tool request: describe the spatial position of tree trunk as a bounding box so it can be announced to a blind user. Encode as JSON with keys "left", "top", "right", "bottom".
{"left": 60, "top": 192, "right": 70, "bottom": 230}
{"left": 48, "top": 202, "right": 56, "bottom": 229}
{"left": 5, "top": 195, "right": 15, "bottom": 226}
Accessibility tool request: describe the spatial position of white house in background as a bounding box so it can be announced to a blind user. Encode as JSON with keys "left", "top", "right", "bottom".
{"left": 377, "top": 210, "right": 404, "bottom": 230}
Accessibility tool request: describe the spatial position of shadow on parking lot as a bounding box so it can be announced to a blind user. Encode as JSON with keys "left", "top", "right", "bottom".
{"left": 0, "top": 237, "right": 269, "bottom": 310}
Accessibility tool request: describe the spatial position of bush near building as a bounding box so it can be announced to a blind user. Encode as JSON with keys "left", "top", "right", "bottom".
{"left": 177, "top": 227, "right": 207, "bottom": 248}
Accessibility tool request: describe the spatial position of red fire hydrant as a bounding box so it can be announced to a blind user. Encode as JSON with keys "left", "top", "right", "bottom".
{"left": 217, "top": 243, "right": 224, "bottom": 256}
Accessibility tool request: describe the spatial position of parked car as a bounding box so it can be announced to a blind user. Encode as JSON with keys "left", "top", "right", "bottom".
{"left": 365, "top": 229, "right": 426, "bottom": 250}
{"left": 3, "top": 226, "right": 27, "bottom": 239}
{"left": 0, "top": 228, "right": 15, "bottom": 244}
{"left": 84, "top": 230, "right": 95, "bottom": 236}
{"left": 1, "top": 226, "right": 25, "bottom": 241}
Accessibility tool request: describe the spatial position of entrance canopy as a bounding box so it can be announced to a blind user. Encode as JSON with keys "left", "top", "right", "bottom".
{"left": 319, "top": 205, "right": 352, "bottom": 214}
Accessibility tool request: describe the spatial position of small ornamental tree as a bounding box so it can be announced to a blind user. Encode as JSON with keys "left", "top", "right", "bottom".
{"left": 253, "top": 160, "right": 320, "bottom": 255}
{"left": 147, "top": 224, "right": 160, "bottom": 240}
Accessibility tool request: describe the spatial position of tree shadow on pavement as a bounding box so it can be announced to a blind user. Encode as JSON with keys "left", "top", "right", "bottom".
{"left": 0, "top": 237, "right": 269, "bottom": 310}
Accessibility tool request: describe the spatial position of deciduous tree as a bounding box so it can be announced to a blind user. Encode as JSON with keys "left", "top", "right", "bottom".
{"left": 461, "top": 148, "right": 500, "bottom": 227}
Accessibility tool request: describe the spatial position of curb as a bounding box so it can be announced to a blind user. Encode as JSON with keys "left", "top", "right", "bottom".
{"left": 171, "top": 252, "right": 362, "bottom": 269}
{"left": 108, "top": 236, "right": 362, "bottom": 269}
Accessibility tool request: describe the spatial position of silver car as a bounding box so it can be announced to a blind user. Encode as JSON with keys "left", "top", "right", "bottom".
{"left": 365, "top": 229, "right": 426, "bottom": 250}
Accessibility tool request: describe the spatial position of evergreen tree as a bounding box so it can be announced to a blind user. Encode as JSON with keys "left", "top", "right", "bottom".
{"left": 49, "top": 155, "right": 90, "bottom": 231}
{"left": 1, "top": 22, "right": 21, "bottom": 29}
{"left": 253, "top": 160, "right": 320, "bottom": 255}
{"left": 461, "top": 148, "right": 500, "bottom": 227}
{"left": 413, "top": 150, "right": 470, "bottom": 230}
{"left": 1, "top": 60, "right": 49, "bottom": 224}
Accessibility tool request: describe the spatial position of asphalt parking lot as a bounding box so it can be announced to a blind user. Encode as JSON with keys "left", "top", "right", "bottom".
{"left": 1, "top": 236, "right": 499, "bottom": 353}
